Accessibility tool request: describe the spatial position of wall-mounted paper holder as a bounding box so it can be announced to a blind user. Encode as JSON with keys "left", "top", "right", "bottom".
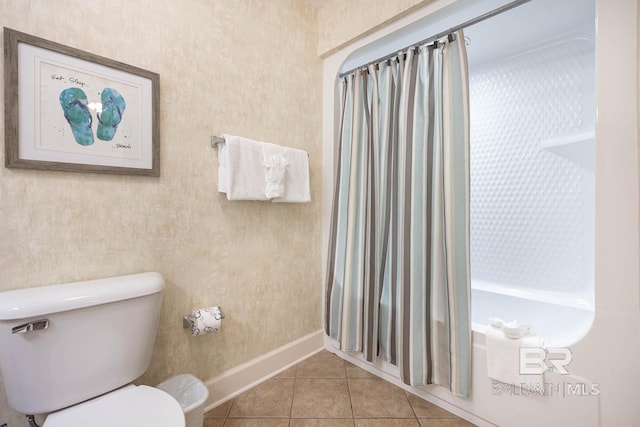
{"left": 183, "top": 308, "right": 225, "bottom": 329}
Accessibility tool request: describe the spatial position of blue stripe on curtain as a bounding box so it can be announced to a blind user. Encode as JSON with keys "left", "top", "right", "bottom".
{"left": 444, "top": 33, "right": 471, "bottom": 397}
{"left": 325, "top": 30, "right": 471, "bottom": 397}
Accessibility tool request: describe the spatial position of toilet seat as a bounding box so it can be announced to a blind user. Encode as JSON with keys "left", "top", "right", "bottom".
{"left": 43, "top": 385, "right": 185, "bottom": 427}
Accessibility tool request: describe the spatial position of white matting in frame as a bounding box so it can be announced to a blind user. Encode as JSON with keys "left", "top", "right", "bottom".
{"left": 4, "top": 28, "right": 160, "bottom": 176}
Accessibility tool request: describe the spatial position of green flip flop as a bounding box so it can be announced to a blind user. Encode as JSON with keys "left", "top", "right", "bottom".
{"left": 96, "top": 88, "right": 126, "bottom": 141}
{"left": 59, "top": 88, "right": 94, "bottom": 146}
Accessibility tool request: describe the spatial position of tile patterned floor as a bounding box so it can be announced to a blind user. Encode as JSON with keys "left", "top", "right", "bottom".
{"left": 204, "top": 350, "right": 475, "bottom": 427}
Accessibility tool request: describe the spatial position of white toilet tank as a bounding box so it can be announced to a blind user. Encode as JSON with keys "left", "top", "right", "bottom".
{"left": 0, "top": 272, "right": 165, "bottom": 415}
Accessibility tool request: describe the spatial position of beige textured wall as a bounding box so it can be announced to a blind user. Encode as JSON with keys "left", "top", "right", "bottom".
{"left": 0, "top": 0, "right": 321, "bottom": 424}
{"left": 316, "top": 0, "right": 432, "bottom": 56}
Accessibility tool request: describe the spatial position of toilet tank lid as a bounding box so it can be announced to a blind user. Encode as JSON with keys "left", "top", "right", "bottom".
{"left": 43, "top": 385, "right": 185, "bottom": 427}
{"left": 0, "top": 272, "right": 164, "bottom": 321}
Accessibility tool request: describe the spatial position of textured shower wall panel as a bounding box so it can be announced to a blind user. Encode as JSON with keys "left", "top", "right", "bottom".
{"left": 469, "top": 38, "right": 594, "bottom": 294}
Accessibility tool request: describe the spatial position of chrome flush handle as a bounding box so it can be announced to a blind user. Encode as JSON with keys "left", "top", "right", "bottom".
{"left": 11, "top": 319, "right": 49, "bottom": 334}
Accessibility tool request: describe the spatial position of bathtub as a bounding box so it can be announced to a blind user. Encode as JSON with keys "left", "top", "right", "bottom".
{"left": 471, "top": 281, "right": 594, "bottom": 347}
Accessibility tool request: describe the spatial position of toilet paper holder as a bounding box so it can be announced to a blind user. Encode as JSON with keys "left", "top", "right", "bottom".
{"left": 183, "top": 308, "right": 225, "bottom": 329}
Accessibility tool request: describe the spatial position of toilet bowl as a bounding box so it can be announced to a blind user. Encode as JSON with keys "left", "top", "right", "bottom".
{"left": 0, "top": 272, "right": 185, "bottom": 427}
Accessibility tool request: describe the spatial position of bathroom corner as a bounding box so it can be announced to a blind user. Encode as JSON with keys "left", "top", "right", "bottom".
{"left": 0, "top": 0, "right": 323, "bottom": 425}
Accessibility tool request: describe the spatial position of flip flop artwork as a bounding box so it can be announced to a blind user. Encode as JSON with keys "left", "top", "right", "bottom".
{"left": 59, "top": 87, "right": 126, "bottom": 145}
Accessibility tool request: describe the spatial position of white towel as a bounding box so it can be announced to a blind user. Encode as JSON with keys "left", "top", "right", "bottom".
{"left": 218, "top": 134, "right": 269, "bottom": 201}
{"left": 271, "top": 147, "right": 311, "bottom": 203}
{"left": 485, "top": 323, "right": 545, "bottom": 393}
{"left": 262, "top": 142, "right": 288, "bottom": 199}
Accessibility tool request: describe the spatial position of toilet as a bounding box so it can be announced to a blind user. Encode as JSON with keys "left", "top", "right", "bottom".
{"left": 0, "top": 272, "right": 185, "bottom": 427}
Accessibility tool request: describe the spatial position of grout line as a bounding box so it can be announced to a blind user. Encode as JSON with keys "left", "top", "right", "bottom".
{"left": 405, "top": 389, "right": 420, "bottom": 422}
{"left": 289, "top": 364, "right": 297, "bottom": 421}
{"left": 343, "top": 357, "right": 356, "bottom": 424}
{"left": 225, "top": 397, "right": 236, "bottom": 422}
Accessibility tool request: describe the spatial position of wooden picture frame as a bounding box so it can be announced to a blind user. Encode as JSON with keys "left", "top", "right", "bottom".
{"left": 4, "top": 28, "right": 160, "bottom": 176}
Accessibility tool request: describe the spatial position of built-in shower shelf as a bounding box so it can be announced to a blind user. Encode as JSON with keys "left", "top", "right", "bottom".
{"left": 539, "top": 130, "right": 595, "bottom": 171}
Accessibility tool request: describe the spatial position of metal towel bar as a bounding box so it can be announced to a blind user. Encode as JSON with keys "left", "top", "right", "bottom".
{"left": 211, "top": 135, "right": 225, "bottom": 147}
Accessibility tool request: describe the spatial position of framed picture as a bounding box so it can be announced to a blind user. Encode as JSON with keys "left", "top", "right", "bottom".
{"left": 4, "top": 28, "right": 160, "bottom": 176}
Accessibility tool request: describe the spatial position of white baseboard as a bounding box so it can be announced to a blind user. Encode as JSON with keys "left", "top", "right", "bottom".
{"left": 203, "top": 330, "right": 324, "bottom": 412}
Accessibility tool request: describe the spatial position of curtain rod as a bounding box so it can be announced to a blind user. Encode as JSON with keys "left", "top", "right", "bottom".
{"left": 338, "top": 0, "right": 531, "bottom": 79}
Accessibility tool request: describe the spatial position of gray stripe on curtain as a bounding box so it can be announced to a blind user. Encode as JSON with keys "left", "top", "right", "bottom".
{"left": 363, "top": 72, "right": 377, "bottom": 363}
{"left": 325, "top": 79, "right": 349, "bottom": 336}
{"left": 389, "top": 56, "right": 403, "bottom": 366}
{"left": 424, "top": 44, "right": 436, "bottom": 385}
{"left": 401, "top": 49, "right": 420, "bottom": 385}
{"left": 376, "top": 62, "right": 393, "bottom": 364}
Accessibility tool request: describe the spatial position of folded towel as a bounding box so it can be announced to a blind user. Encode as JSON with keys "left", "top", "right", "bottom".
{"left": 218, "top": 134, "right": 269, "bottom": 201}
{"left": 262, "top": 142, "right": 288, "bottom": 199}
{"left": 485, "top": 321, "right": 545, "bottom": 393}
{"left": 271, "top": 147, "right": 311, "bottom": 203}
{"left": 217, "top": 134, "right": 309, "bottom": 202}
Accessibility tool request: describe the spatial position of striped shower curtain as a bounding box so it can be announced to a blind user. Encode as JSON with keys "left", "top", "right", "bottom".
{"left": 325, "top": 31, "right": 471, "bottom": 397}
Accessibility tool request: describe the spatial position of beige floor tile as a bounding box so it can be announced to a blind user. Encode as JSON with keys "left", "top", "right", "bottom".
{"left": 418, "top": 419, "right": 476, "bottom": 427}
{"left": 406, "top": 393, "right": 456, "bottom": 418}
{"left": 203, "top": 419, "right": 225, "bottom": 427}
{"left": 291, "top": 378, "right": 353, "bottom": 418}
{"left": 296, "top": 351, "right": 346, "bottom": 378}
{"left": 228, "top": 377, "right": 294, "bottom": 418}
{"left": 201, "top": 351, "right": 474, "bottom": 427}
{"left": 205, "top": 399, "right": 233, "bottom": 419}
{"left": 224, "top": 419, "right": 290, "bottom": 427}
{"left": 275, "top": 365, "right": 297, "bottom": 378}
{"left": 355, "top": 419, "right": 420, "bottom": 426}
{"left": 345, "top": 363, "right": 378, "bottom": 379}
{"left": 349, "top": 378, "right": 415, "bottom": 418}
{"left": 290, "top": 419, "right": 355, "bottom": 427}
